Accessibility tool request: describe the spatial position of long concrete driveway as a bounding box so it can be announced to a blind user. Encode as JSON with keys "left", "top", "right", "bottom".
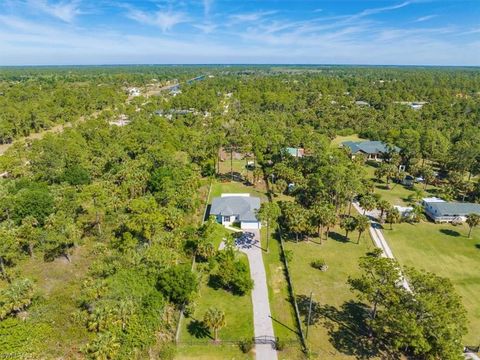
{"left": 353, "top": 202, "right": 411, "bottom": 292}
{"left": 235, "top": 230, "right": 278, "bottom": 360}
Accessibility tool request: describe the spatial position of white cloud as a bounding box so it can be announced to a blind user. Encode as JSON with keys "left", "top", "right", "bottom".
{"left": 127, "top": 8, "right": 187, "bottom": 32}
{"left": 203, "top": 0, "right": 213, "bottom": 16}
{"left": 229, "top": 10, "right": 277, "bottom": 23}
{"left": 194, "top": 22, "right": 217, "bottom": 34}
{"left": 28, "top": 0, "right": 82, "bottom": 23}
{"left": 415, "top": 14, "right": 437, "bottom": 22}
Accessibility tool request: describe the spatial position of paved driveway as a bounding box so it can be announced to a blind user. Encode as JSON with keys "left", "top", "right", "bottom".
{"left": 236, "top": 230, "right": 278, "bottom": 360}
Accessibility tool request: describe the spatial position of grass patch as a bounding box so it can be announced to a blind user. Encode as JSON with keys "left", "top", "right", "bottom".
{"left": 0, "top": 243, "right": 94, "bottom": 358}
{"left": 209, "top": 180, "right": 268, "bottom": 203}
{"left": 178, "top": 254, "right": 253, "bottom": 357}
{"left": 176, "top": 343, "right": 252, "bottom": 359}
{"left": 385, "top": 221, "right": 480, "bottom": 344}
{"left": 331, "top": 134, "right": 365, "bottom": 147}
{"left": 260, "top": 227, "right": 304, "bottom": 359}
{"left": 364, "top": 164, "right": 439, "bottom": 206}
{"left": 284, "top": 228, "right": 376, "bottom": 359}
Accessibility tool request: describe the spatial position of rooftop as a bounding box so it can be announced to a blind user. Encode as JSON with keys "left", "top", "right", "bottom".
{"left": 210, "top": 194, "right": 260, "bottom": 222}
{"left": 342, "top": 140, "right": 400, "bottom": 155}
{"left": 427, "top": 202, "right": 480, "bottom": 217}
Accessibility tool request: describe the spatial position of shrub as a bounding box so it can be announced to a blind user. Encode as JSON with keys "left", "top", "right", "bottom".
{"left": 157, "top": 266, "right": 198, "bottom": 305}
{"left": 311, "top": 259, "right": 328, "bottom": 272}
{"left": 157, "top": 343, "right": 177, "bottom": 360}
{"left": 213, "top": 253, "right": 253, "bottom": 295}
{"left": 276, "top": 338, "right": 286, "bottom": 351}
{"left": 239, "top": 338, "right": 254, "bottom": 353}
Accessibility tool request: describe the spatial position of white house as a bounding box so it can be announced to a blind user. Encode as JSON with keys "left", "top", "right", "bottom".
{"left": 210, "top": 193, "right": 261, "bottom": 230}
{"left": 422, "top": 197, "right": 480, "bottom": 223}
{"left": 128, "top": 87, "right": 140, "bottom": 97}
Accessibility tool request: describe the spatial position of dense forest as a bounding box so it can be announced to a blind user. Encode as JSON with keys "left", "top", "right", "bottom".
{"left": 0, "top": 65, "right": 479, "bottom": 359}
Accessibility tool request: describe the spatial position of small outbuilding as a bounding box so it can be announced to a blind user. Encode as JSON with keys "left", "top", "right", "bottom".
{"left": 210, "top": 194, "right": 261, "bottom": 230}
{"left": 284, "top": 147, "right": 305, "bottom": 158}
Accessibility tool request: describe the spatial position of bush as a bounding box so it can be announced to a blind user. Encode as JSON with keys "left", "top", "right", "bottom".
{"left": 276, "top": 338, "right": 286, "bottom": 351}
{"left": 311, "top": 259, "right": 328, "bottom": 271}
{"left": 157, "top": 265, "right": 198, "bottom": 305}
{"left": 239, "top": 338, "right": 254, "bottom": 353}
{"left": 213, "top": 253, "right": 253, "bottom": 295}
{"left": 157, "top": 343, "right": 177, "bottom": 360}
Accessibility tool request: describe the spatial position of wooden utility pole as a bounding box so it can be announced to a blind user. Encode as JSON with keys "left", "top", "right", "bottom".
{"left": 306, "top": 291, "right": 313, "bottom": 339}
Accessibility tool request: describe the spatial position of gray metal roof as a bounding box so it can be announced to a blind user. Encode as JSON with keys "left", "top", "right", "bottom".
{"left": 342, "top": 140, "right": 400, "bottom": 155}
{"left": 210, "top": 196, "right": 260, "bottom": 222}
{"left": 428, "top": 202, "right": 480, "bottom": 217}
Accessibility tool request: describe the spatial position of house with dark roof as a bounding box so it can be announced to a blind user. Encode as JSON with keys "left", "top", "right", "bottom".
{"left": 210, "top": 194, "right": 261, "bottom": 230}
{"left": 341, "top": 140, "right": 400, "bottom": 161}
{"left": 423, "top": 198, "right": 480, "bottom": 223}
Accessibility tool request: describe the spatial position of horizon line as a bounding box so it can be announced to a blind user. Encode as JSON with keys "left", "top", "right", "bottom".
{"left": 0, "top": 63, "right": 479, "bottom": 68}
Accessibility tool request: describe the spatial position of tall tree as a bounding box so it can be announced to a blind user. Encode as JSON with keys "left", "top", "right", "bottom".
{"left": 385, "top": 208, "right": 401, "bottom": 230}
{"left": 256, "top": 202, "right": 281, "bottom": 252}
{"left": 340, "top": 216, "right": 357, "bottom": 240}
{"left": 203, "top": 307, "right": 226, "bottom": 341}
{"left": 466, "top": 213, "right": 480, "bottom": 238}
{"left": 359, "top": 194, "right": 377, "bottom": 215}
{"left": 355, "top": 215, "right": 370, "bottom": 244}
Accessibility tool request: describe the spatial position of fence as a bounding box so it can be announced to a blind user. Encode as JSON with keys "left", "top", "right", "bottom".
{"left": 177, "top": 337, "right": 298, "bottom": 347}
{"left": 277, "top": 228, "right": 308, "bottom": 353}
{"left": 175, "top": 177, "right": 214, "bottom": 344}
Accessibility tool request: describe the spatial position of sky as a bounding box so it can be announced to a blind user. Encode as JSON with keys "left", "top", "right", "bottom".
{"left": 0, "top": 0, "right": 479, "bottom": 66}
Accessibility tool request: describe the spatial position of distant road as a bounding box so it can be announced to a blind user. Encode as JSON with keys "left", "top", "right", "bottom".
{"left": 1, "top": 74, "right": 205, "bottom": 156}
{"left": 0, "top": 110, "right": 102, "bottom": 156}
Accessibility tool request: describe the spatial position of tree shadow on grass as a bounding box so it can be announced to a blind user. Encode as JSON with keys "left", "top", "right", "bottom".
{"left": 207, "top": 274, "right": 222, "bottom": 290}
{"left": 187, "top": 319, "right": 212, "bottom": 339}
{"left": 475, "top": 244, "right": 480, "bottom": 250}
{"left": 439, "top": 228, "right": 461, "bottom": 237}
{"left": 328, "top": 231, "right": 350, "bottom": 243}
{"left": 297, "top": 295, "right": 393, "bottom": 359}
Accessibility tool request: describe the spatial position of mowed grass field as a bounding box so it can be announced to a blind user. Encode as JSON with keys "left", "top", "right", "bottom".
{"left": 284, "top": 228, "right": 377, "bottom": 359}
{"left": 260, "top": 227, "right": 304, "bottom": 359}
{"left": 385, "top": 221, "right": 480, "bottom": 344}
{"left": 177, "top": 254, "right": 254, "bottom": 359}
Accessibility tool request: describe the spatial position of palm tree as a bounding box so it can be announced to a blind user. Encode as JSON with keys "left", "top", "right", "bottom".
{"left": 466, "top": 213, "right": 480, "bottom": 238}
{"left": 340, "top": 216, "right": 357, "bottom": 240}
{"left": 385, "top": 208, "right": 401, "bottom": 230}
{"left": 203, "top": 307, "right": 226, "bottom": 341}
{"left": 309, "top": 203, "right": 335, "bottom": 244}
{"left": 84, "top": 331, "right": 120, "bottom": 360}
{"left": 409, "top": 205, "right": 424, "bottom": 223}
{"left": 359, "top": 194, "right": 377, "bottom": 215}
{"left": 116, "top": 299, "right": 135, "bottom": 331}
{"left": 355, "top": 215, "right": 370, "bottom": 244}
{"left": 256, "top": 202, "right": 281, "bottom": 252}
{"left": 0, "top": 278, "right": 34, "bottom": 320}
{"left": 376, "top": 199, "right": 391, "bottom": 223}
{"left": 323, "top": 210, "right": 337, "bottom": 241}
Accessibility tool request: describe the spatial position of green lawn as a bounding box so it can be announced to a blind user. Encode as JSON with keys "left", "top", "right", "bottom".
{"left": 176, "top": 343, "right": 252, "bottom": 360}
{"left": 177, "top": 253, "right": 254, "bottom": 359}
{"left": 364, "top": 164, "right": 439, "bottom": 206}
{"left": 385, "top": 221, "right": 480, "bottom": 344}
{"left": 284, "top": 228, "right": 377, "bottom": 359}
{"left": 209, "top": 180, "right": 268, "bottom": 203}
{"left": 260, "top": 227, "right": 304, "bottom": 359}
{"left": 331, "top": 134, "right": 365, "bottom": 147}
